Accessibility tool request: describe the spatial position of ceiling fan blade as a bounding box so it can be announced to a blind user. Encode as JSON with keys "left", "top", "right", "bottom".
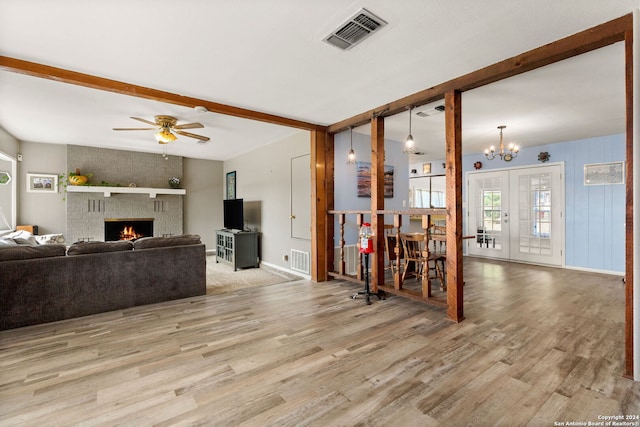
{"left": 113, "top": 127, "right": 156, "bottom": 131}
{"left": 130, "top": 117, "right": 158, "bottom": 126}
{"left": 174, "top": 122, "right": 204, "bottom": 130}
{"left": 174, "top": 130, "right": 210, "bottom": 142}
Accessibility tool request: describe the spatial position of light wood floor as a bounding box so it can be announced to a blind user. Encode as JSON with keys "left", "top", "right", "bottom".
{"left": 1, "top": 258, "right": 638, "bottom": 426}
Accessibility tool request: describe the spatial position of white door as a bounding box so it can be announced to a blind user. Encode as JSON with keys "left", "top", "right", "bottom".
{"left": 508, "top": 165, "right": 563, "bottom": 266}
{"left": 290, "top": 154, "right": 311, "bottom": 240}
{"left": 468, "top": 170, "right": 510, "bottom": 259}
{"left": 467, "top": 164, "right": 564, "bottom": 267}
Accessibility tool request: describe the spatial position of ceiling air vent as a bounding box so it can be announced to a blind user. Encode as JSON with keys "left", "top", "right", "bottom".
{"left": 323, "top": 8, "right": 387, "bottom": 50}
{"left": 416, "top": 105, "right": 445, "bottom": 117}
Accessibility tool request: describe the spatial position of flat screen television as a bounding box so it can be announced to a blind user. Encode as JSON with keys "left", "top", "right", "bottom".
{"left": 223, "top": 198, "right": 244, "bottom": 231}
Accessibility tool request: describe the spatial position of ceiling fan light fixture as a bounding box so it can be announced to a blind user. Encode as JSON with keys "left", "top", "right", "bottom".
{"left": 155, "top": 128, "right": 177, "bottom": 143}
{"left": 115, "top": 115, "right": 209, "bottom": 143}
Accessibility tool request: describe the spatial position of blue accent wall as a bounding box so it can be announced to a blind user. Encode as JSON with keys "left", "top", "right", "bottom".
{"left": 462, "top": 133, "right": 625, "bottom": 273}
{"left": 334, "top": 132, "right": 410, "bottom": 245}
{"left": 337, "top": 132, "right": 625, "bottom": 274}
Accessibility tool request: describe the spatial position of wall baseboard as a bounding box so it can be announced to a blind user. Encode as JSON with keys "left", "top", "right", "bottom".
{"left": 564, "top": 265, "right": 625, "bottom": 277}
{"left": 261, "top": 261, "right": 310, "bottom": 281}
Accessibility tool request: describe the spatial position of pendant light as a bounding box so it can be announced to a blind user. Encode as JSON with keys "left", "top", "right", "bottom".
{"left": 347, "top": 127, "right": 356, "bottom": 164}
{"left": 403, "top": 107, "right": 415, "bottom": 154}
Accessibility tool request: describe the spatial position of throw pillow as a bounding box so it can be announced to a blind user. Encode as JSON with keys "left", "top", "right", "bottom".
{"left": 5, "top": 230, "right": 38, "bottom": 246}
{"left": 13, "top": 238, "right": 37, "bottom": 246}
{"left": 0, "top": 238, "right": 17, "bottom": 247}
{"left": 35, "top": 234, "right": 66, "bottom": 245}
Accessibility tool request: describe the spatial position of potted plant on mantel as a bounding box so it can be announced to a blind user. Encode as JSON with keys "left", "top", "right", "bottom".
{"left": 66, "top": 168, "right": 93, "bottom": 186}
{"left": 59, "top": 169, "right": 125, "bottom": 198}
{"left": 58, "top": 168, "right": 93, "bottom": 200}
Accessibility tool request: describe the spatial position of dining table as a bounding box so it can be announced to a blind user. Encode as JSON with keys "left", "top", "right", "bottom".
{"left": 425, "top": 232, "right": 475, "bottom": 290}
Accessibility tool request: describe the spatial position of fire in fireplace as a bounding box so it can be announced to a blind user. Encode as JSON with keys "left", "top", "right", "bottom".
{"left": 105, "top": 218, "right": 154, "bottom": 241}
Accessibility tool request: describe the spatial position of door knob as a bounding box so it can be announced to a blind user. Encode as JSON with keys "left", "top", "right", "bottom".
{"left": 290, "top": 215, "right": 296, "bottom": 219}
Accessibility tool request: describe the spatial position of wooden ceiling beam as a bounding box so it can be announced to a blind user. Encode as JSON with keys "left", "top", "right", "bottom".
{"left": 0, "top": 56, "right": 326, "bottom": 132}
{"left": 328, "top": 13, "right": 632, "bottom": 134}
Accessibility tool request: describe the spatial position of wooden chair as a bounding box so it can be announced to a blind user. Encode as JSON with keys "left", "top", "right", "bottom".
{"left": 430, "top": 225, "right": 446, "bottom": 253}
{"left": 400, "top": 233, "right": 426, "bottom": 282}
{"left": 401, "top": 233, "right": 446, "bottom": 288}
{"left": 385, "top": 234, "right": 403, "bottom": 275}
{"left": 428, "top": 225, "right": 447, "bottom": 289}
{"left": 383, "top": 225, "right": 401, "bottom": 274}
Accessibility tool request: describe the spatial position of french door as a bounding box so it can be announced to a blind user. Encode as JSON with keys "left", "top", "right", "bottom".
{"left": 467, "top": 164, "right": 564, "bottom": 267}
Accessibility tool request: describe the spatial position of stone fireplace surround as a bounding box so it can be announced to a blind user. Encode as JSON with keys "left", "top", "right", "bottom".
{"left": 65, "top": 145, "right": 184, "bottom": 244}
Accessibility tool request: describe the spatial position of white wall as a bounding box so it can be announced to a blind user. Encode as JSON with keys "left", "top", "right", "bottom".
{"left": 223, "top": 130, "right": 311, "bottom": 272}
{"left": 183, "top": 157, "right": 224, "bottom": 250}
{"left": 0, "top": 126, "right": 19, "bottom": 158}
{"left": 0, "top": 127, "right": 19, "bottom": 231}
{"left": 18, "top": 142, "right": 66, "bottom": 235}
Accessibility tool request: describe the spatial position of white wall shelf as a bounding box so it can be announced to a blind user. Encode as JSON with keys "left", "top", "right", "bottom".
{"left": 66, "top": 186, "right": 186, "bottom": 198}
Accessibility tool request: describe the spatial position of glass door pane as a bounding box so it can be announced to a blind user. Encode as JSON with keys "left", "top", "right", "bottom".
{"left": 517, "top": 173, "right": 552, "bottom": 255}
{"left": 467, "top": 171, "right": 509, "bottom": 259}
{"left": 509, "top": 164, "right": 563, "bottom": 266}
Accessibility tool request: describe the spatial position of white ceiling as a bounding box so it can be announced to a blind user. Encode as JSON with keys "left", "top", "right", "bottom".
{"left": 0, "top": 1, "right": 634, "bottom": 161}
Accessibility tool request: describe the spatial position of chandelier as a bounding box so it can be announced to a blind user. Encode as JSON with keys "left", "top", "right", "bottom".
{"left": 485, "top": 125, "right": 519, "bottom": 162}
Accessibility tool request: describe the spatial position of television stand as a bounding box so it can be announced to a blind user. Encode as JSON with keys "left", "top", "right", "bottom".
{"left": 216, "top": 230, "right": 259, "bottom": 271}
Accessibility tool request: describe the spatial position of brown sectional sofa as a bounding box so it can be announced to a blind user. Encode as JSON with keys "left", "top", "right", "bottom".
{"left": 0, "top": 235, "right": 206, "bottom": 330}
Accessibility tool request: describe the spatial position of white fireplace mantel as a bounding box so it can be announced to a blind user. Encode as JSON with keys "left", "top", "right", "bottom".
{"left": 66, "top": 185, "right": 186, "bottom": 198}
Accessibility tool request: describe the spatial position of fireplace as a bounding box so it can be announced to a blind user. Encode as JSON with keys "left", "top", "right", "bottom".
{"left": 105, "top": 218, "right": 154, "bottom": 241}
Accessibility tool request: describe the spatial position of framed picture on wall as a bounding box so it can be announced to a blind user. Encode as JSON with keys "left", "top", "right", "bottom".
{"left": 584, "top": 162, "right": 624, "bottom": 186}
{"left": 226, "top": 171, "right": 236, "bottom": 199}
{"left": 356, "top": 162, "right": 394, "bottom": 198}
{"left": 26, "top": 173, "right": 58, "bottom": 193}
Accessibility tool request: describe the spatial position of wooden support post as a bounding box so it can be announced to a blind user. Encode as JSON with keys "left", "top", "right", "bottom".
{"left": 393, "top": 214, "right": 403, "bottom": 290}
{"left": 356, "top": 214, "right": 364, "bottom": 281}
{"left": 371, "top": 117, "right": 385, "bottom": 292}
{"left": 421, "top": 215, "right": 432, "bottom": 299}
{"left": 338, "top": 213, "right": 346, "bottom": 276}
{"left": 311, "top": 129, "right": 330, "bottom": 282}
{"left": 623, "top": 27, "right": 634, "bottom": 379}
{"left": 445, "top": 90, "right": 464, "bottom": 322}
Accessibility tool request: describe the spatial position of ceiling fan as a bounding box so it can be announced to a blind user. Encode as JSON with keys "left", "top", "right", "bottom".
{"left": 113, "top": 115, "right": 210, "bottom": 143}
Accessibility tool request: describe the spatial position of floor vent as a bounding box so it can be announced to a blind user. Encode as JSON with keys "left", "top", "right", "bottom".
{"left": 291, "top": 249, "right": 310, "bottom": 274}
{"left": 334, "top": 244, "right": 358, "bottom": 275}
{"left": 323, "top": 8, "right": 387, "bottom": 50}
